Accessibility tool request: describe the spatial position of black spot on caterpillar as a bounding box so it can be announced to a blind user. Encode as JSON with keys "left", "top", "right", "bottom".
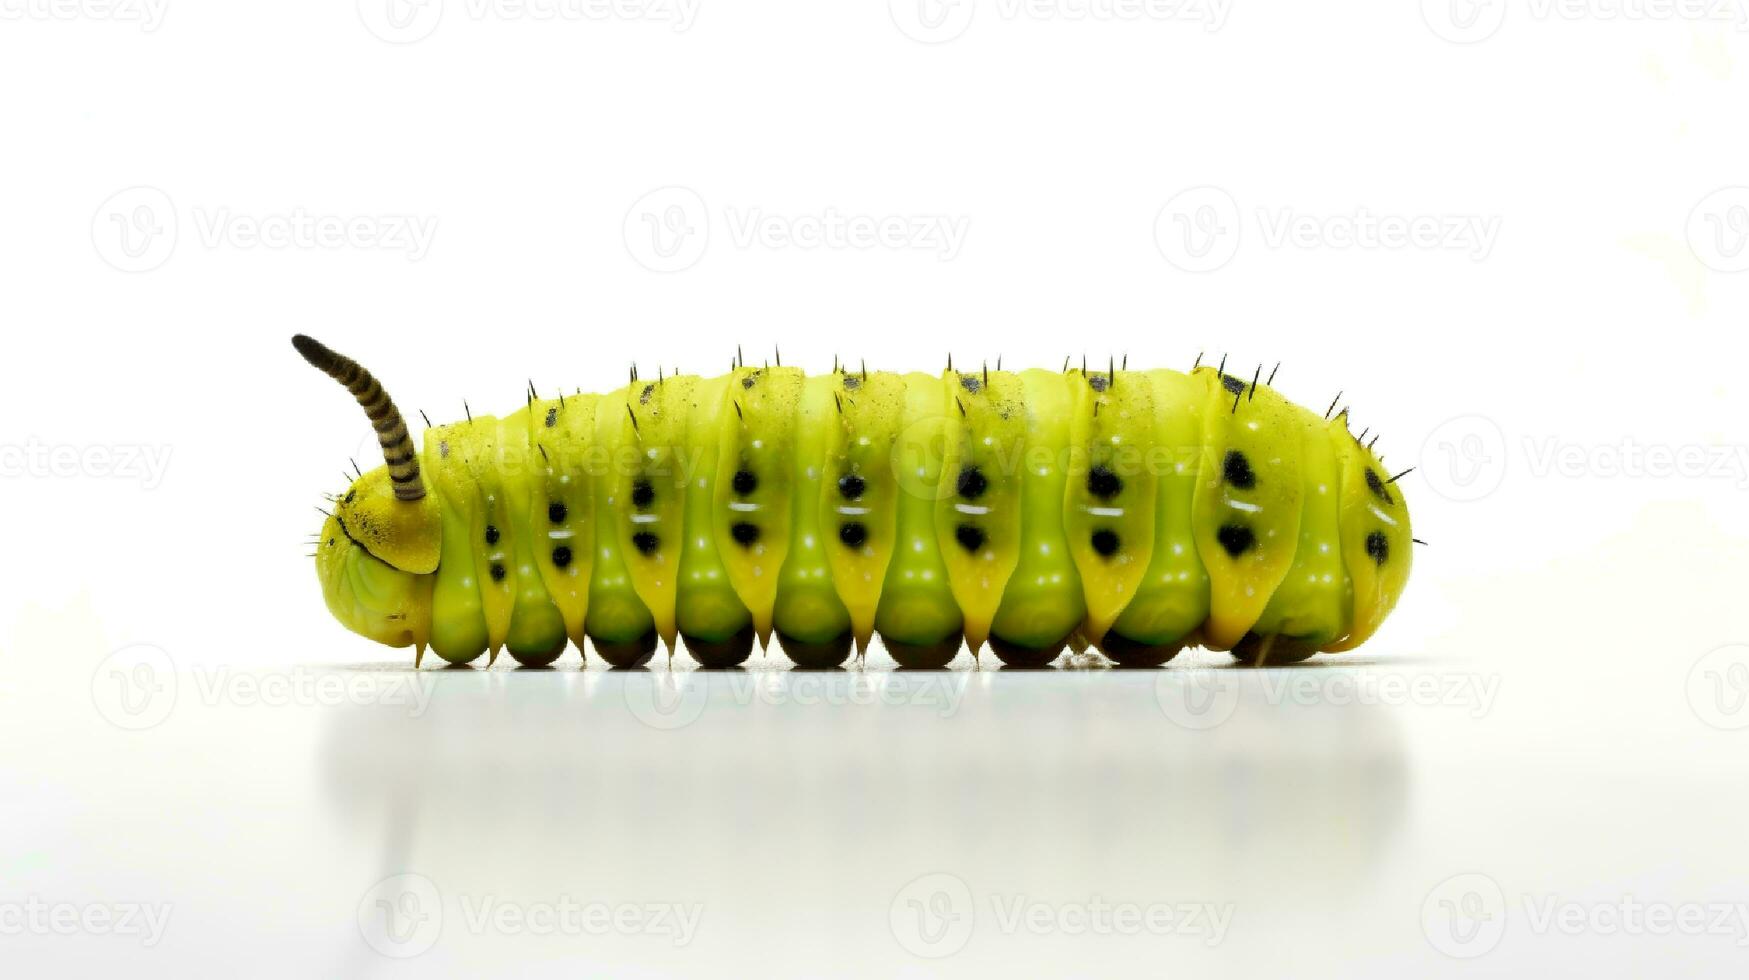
{"left": 1365, "top": 468, "right": 1394, "bottom": 506}
{"left": 1087, "top": 465, "right": 1122, "bottom": 500}
{"left": 956, "top": 466, "right": 988, "bottom": 500}
{"left": 1090, "top": 529, "right": 1120, "bottom": 557}
{"left": 1223, "top": 450, "right": 1256, "bottom": 490}
{"left": 1365, "top": 530, "right": 1389, "bottom": 565}
{"left": 1217, "top": 523, "right": 1255, "bottom": 557}
{"left": 839, "top": 522, "right": 868, "bottom": 549}
{"left": 294, "top": 336, "right": 1415, "bottom": 670}
{"left": 955, "top": 523, "right": 986, "bottom": 552}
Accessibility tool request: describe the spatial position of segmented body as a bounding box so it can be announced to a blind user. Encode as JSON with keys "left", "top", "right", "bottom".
{"left": 321, "top": 363, "right": 1413, "bottom": 668}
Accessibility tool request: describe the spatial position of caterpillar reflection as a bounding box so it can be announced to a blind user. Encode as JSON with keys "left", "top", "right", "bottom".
{"left": 296, "top": 337, "right": 1415, "bottom": 669}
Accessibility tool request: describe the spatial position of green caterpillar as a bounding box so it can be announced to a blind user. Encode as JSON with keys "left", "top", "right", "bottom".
{"left": 296, "top": 336, "right": 1416, "bottom": 669}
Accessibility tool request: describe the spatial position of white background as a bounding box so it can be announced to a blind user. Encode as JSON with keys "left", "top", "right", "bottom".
{"left": 5, "top": 2, "right": 1749, "bottom": 976}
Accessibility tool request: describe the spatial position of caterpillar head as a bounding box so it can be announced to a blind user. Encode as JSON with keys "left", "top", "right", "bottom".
{"left": 295, "top": 335, "right": 440, "bottom": 648}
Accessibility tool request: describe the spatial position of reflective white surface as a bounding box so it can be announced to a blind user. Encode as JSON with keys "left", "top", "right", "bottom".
{"left": 7, "top": 624, "right": 1749, "bottom": 976}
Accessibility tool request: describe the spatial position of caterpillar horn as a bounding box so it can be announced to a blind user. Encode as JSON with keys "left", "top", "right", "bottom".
{"left": 291, "top": 335, "right": 425, "bottom": 502}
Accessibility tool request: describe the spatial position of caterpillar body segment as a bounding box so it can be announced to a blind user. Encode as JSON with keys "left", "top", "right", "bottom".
{"left": 873, "top": 373, "right": 965, "bottom": 667}
{"left": 296, "top": 337, "right": 1414, "bottom": 668}
{"left": 676, "top": 375, "right": 756, "bottom": 667}
{"left": 1103, "top": 369, "right": 1209, "bottom": 666}
{"left": 820, "top": 369, "right": 906, "bottom": 655}
{"left": 934, "top": 367, "right": 1026, "bottom": 656}
{"left": 1065, "top": 369, "right": 1160, "bottom": 648}
{"left": 713, "top": 366, "right": 804, "bottom": 649}
{"left": 985, "top": 370, "right": 1086, "bottom": 667}
{"left": 1193, "top": 370, "right": 1305, "bottom": 651}
{"left": 587, "top": 385, "right": 660, "bottom": 667}
{"left": 617, "top": 374, "right": 696, "bottom": 654}
{"left": 1323, "top": 419, "right": 1413, "bottom": 653}
{"left": 524, "top": 393, "right": 596, "bottom": 656}
{"left": 770, "top": 374, "right": 857, "bottom": 667}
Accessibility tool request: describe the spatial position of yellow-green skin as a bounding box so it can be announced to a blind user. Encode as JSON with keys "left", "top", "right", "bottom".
{"left": 313, "top": 365, "right": 1413, "bottom": 667}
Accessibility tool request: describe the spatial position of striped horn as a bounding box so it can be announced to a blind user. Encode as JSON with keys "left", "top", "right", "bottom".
{"left": 291, "top": 335, "right": 425, "bottom": 502}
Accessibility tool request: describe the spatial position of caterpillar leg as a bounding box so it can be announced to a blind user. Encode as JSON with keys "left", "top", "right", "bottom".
{"left": 1229, "top": 632, "right": 1320, "bottom": 666}
{"left": 883, "top": 633, "right": 964, "bottom": 670}
{"left": 776, "top": 629, "right": 854, "bottom": 669}
{"left": 1095, "top": 630, "right": 1184, "bottom": 668}
{"left": 593, "top": 628, "right": 660, "bottom": 669}
{"left": 684, "top": 624, "right": 756, "bottom": 669}
{"left": 986, "top": 632, "right": 1072, "bottom": 668}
